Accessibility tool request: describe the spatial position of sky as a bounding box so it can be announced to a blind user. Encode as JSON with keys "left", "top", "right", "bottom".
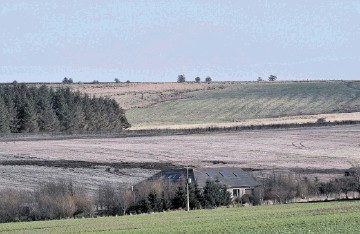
{"left": 0, "top": 0, "right": 359, "bottom": 83}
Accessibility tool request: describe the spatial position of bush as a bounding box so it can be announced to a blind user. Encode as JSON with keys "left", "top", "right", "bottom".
{"left": 0, "top": 189, "right": 27, "bottom": 223}
{"left": 316, "top": 118, "right": 326, "bottom": 123}
{"left": 241, "top": 194, "right": 254, "bottom": 204}
{"left": 32, "top": 181, "right": 78, "bottom": 220}
{"left": 263, "top": 172, "right": 298, "bottom": 203}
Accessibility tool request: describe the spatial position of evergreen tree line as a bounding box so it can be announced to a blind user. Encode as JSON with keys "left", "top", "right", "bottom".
{"left": 0, "top": 84, "right": 130, "bottom": 133}
{"left": 127, "top": 179, "right": 232, "bottom": 215}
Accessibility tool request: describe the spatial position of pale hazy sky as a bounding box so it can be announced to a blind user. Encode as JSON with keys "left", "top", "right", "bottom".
{"left": 0, "top": 0, "right": 359, "bottom": 83}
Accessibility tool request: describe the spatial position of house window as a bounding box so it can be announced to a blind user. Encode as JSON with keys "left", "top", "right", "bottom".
{"left": 245, "top": 188, "right": 253, "bottom": 195}
{"left": 233, "top": 189, "right": 240, "bottom": 197}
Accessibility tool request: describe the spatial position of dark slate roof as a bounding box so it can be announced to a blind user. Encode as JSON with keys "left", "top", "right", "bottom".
{"left": 145, "top": 167, "right": 259, "bottom": 189}
{"left": 147, "top": 168, "right": 196, "bottom": 183}
{"left": 193, "top": 167, "right": 260, "bottom": 188}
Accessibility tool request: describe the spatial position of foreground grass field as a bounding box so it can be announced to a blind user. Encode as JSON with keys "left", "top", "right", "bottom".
{"left": 127, "top": 81, "right": 360, "bottom": 127}
{"left": 1, "top": 201, "right": 360, "bottom": 233}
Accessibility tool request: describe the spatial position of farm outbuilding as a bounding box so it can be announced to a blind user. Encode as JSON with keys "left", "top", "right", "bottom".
{"left": 146, "top": 167, "right": 260, "bottom": 198}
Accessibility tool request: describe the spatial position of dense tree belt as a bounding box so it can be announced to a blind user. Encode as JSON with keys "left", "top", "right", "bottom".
{"left": 0, "top": 84, "right": 130, "bottom": 133}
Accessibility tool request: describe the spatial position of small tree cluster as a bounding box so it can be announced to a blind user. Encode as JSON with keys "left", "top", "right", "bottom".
{"left": 0, "top": 189, "right": 27, "bottom": 222}
{"left": 130, "top": 179, "right": 231, "bottom": 214}
{"left": 262, "top": 171, "right": 360, "bottom": 204}
{"left": 0, "top": 181, "right": 93, "bottom": 223}
{"left": 202, "top": 180, "right": 231, "bottom": 208}
{"left": 62, "top": 77, "right": 74, "bottom": 84}
{"left": 178, "top": 75, "right": 213, "bottom": 83}
{"left": 96, "top": 184, "right": 133, "bottom": 216}
{"left": 32, "top": 181, "right": 93, "bottom": 220}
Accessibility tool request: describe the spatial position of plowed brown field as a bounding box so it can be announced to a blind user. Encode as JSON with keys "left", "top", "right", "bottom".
{"left": 1, "top": 125, "right": 359, "bottom": 191}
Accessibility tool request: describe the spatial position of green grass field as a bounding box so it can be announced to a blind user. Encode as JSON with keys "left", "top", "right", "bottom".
{"left": 1, "top": 201, "right": 360, "bottom": 233}
{"left": 127, "top": 81, "right": 360, "bottom": 127}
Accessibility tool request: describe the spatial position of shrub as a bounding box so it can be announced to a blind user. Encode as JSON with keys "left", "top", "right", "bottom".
{"left": 0, "top": 189, "right": 27, "bottom": 223}
{"left": 316, "top": 118, "right": 326, "bottom": 123}
{"left": 241, "top": 194, "right": 254, "bottom": 204}
{"left": 32, "top": 181, "right": 78, "bottom": 220}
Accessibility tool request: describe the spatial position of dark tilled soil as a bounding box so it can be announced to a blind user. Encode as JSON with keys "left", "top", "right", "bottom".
{"left": 0, "top": 160, "right": 176, "bottom": 170}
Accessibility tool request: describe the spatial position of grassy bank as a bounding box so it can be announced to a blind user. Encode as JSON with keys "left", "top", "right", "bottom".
{"left": 1, "top": 201, "right": 360, "bottom": 233}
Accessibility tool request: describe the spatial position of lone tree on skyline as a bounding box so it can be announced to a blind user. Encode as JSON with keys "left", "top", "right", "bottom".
{"left": 177, "top": 74, "right": 186, "bottom": 83}
{"left": 268, "top": 75, "right": 277, "bottom": 82}
{"left": 205, "top": 76, "right": 212, "bottom": 82}
{"left": 114, "top": 78, "right": 120, "bottom": 83}
{"left": 195, "top": 77, "right": 201, "bottom": 83}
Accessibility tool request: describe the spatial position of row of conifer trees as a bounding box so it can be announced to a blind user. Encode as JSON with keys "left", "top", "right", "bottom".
{"left": 0, "top": 84, "right": 130, "bottom": 133}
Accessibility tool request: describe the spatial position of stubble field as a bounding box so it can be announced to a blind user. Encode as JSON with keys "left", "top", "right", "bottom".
{"left": 1, "top": 125, "right": 359, "bottom": 191}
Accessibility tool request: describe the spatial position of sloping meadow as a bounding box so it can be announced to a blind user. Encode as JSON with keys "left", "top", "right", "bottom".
{"left": 127, "top": 81, "right": 360, "bottom": 128}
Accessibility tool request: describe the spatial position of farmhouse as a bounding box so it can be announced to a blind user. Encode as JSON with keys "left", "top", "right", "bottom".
{"left": 147, "top": 167, "right": 260, "bottom": 198}
{"left": 345, "top": 167, "right": 360, "bottom": 177}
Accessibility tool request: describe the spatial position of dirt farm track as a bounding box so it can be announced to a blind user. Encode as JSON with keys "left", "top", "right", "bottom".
{"left": 1, "top": 125, "right": 360, "bottom": 191}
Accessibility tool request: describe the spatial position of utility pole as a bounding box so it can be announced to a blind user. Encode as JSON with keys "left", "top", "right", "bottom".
{"left": 132, "top": 186, "right": 135, "bottom": 205}
{"left": 186, "top": 166, "right": 191, "bottom": 212}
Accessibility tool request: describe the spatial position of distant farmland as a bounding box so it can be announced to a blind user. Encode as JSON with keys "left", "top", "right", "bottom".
{"left": 126, "top": 81, "right": 360, "bottom": 128}
{"left": 1, "top": 125, "right": 360, "bottom": 191}
{"left": 41, "top": 81, "right": 360, "bottom": 129}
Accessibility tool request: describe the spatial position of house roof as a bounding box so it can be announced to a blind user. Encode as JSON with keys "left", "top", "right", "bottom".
{"left": 146, "top": 167, "right": 260, "bottom": 189}
{"left": 150, "top": 168, "right": 195, "bottom": 183}
{"left": 193, "top": 167, "right": 260, "bottom": 188}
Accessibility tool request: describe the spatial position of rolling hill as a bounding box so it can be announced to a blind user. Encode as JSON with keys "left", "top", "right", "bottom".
{"left": 39, "top": 80, "right": 360, "bottom": 129}
{"left": 126, "top": 81, "right": 360, "bottom": 128}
